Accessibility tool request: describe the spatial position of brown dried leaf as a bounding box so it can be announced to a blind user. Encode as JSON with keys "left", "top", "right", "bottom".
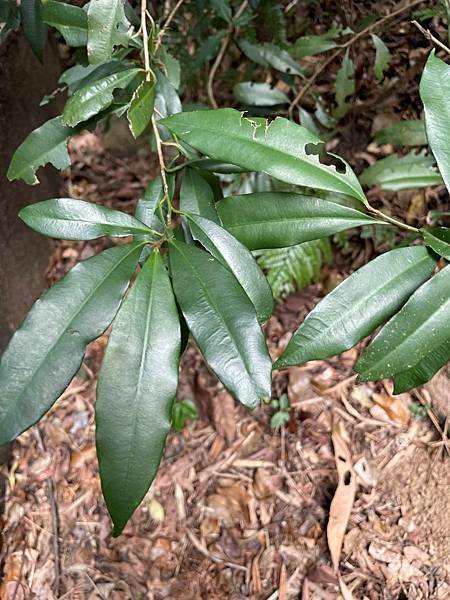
{"left": 211, "top": 390, "right": 236, "bottom": 443}
{"left": 371, "top": 393, "right": 410, "bottom": 426}
{"left": 327, "top": 421, "right": 357, "bottom": 571}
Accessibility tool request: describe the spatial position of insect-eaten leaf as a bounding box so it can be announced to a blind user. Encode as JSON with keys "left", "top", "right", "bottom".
{"left": 96, "top": 250, "right": 180, "bottom": 536}
{"left": 127, "top": 79, "right": 155, "bottom": 138}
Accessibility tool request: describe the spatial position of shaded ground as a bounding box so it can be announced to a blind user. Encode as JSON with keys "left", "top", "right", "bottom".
{"left": 1, "top": 133, "right": 449, "bottom": 600}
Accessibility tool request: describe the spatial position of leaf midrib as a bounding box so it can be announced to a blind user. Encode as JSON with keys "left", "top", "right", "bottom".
{"left": 3, "top": 243, "right": 143, "bottom": 418}
{"left": 30, "top": 213, "right": 151, "bottom": 234}
{"left": 224, "top": 213, "right": 378, "bottom": 230}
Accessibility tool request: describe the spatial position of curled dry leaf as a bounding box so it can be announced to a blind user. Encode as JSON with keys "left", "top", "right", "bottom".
{"left": 371, "top": 393, "right": 410, "bottom": 426}
{"left": 327, "top": 421, "right": 357, "bottom": 571}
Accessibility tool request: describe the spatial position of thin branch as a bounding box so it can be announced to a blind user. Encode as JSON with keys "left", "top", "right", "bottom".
{"left": 155, "top": 0, "right": 184, "bottom": 51}
{"left": 412, "top": 20, "right": 450, "bottom": 55}
{"left": 141, "top": 0, "right": 151, "bottom": 80}
{"left": 288, "top": 0, "right": 425, "bottom": 118}
{"left": 207, "top": 0, "right": 248, "bottom": 108}
{"left": 151, "top": 115, "right": 172, "bottom": 224}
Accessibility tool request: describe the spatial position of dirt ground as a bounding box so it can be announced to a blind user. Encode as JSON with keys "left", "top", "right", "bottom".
{"left": 1, "top": 131, "right": 450, "bottom": 600}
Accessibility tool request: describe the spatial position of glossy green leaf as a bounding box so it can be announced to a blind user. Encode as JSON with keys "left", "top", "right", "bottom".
{"left": 233, "top": 82, "right": 289, "bottom": 106}
{"left": 371, "top": 34, "right": 390, "bottom": 81}
{"left": 7, "top": 117, "right": 74, "bottom": 185}
{"left": 154, "top": 70, "right": 182, "bottom": 139}
{"left": 20, "top": 0, "right": 47, "bottom": 61}
{"left": 19, "top": 198, "right": 154, "bottom": 240}
{"left": 127, "top": 79, "right": 155, "bottom": 138}
{"left": 135, "top": 174, "right": 174, "bottom": 237}
{"left": 187, "top": 214, "right": 273, "bottom": 322}
{"left": 359, "top": 151, "right": 443, "bottom": 191}
{"left": 421, "top": 227, "right": 450, "bottom": 260}
{"left": 169, "top": 240, "right": 272, "bottom": 408}
{"left": 374, "top": 120, "right": 427, "bottom": 147}
{"left": 160, "top": 109, "right": 367, "bottom": 203}
{"left": 96, "top": 250, "right": 180, "bottom": 536}
{"left": 420, "top": 51, "right": 450, "bottom": 193}
{"left": 393, "top": 338, "right": 450, "bottom": 393}
{"left": 63, "top": 67, "right": 142, "bottom": 127}
{"left": 180, "top": 169, "right": 219, "bottom": 224}
{"left": 356, "top": 264, "right": 450, "bottom": 381}
{"left": 217, "top": 192, "right": 380, "bottom": 250}
{"left": 41, "top": 0, "right": 87, "bottom": 47}
{"left": 65, "top": 60, "right": 132, "bottom": 95}
{"left": 87, "top": 0, "right": 130, "bottom": 64}
{"left": 0, "top": 242, "right": 143, "bottom": 446}
{"left": 333, "top": 49, "right": 355, "bottom": 119}
{"left": 275, "top": 247, "right": 438, "bottom": 369}
{"left": 239, "top": 40, "right": 303, "bottom": 76}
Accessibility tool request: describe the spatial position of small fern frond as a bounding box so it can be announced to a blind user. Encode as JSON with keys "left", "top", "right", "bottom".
{"left": 255, "top": 238, "right": 332, "bottom": 303}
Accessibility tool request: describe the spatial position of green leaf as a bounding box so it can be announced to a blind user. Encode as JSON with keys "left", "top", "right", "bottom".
{"left": 180, "top": 169, "right": 219, "bottom": 224}
{"left": 96, "top": 250, "right": 180, "bottom": 536}
{"left": 187, "top": 214, "right": 273, "bottom": 322}
{"left": 371, "top": 34, "right": 390, "bottom": 81}
{"left": 160, "top": 109, "right": 367, "bottom": 204}
{"left": 157, "top": 46, "right": 181, "bottom": 89}
{"left": 233, "top": 82, "right": 289, "bottom": 106}
{"left": 20, "top": 0, "right": 47, "bottom": 61}
{"left": 7, "top": 117, "right": 74, "bottom": 185}
{"left": 255, "top": 238, "right": 332, "bottom": 303}
{"left": 217, "top": 192, "right": 381, "bottom": 250}
{"left": 127, "top": 79, "right": 155, "bottom": 138}
{"left": 41, "top": 0, "right": 87, "bottom": 47}
{"left": 333, "top": 49, "right": 355, "bottom": 119}
{"left": 292, "top": 31, "right": 337, "bottom": 58}
{"left": 239, "top": 40, "right": 303, "bottom": 76}
{"left": 19, "top": 198, "right": 155, "bottom": 240}
{"left": 65, "top": 60, "right": 132, "bottom": 95}
{"left": 359, "top": 151, "right": 443, "bottom": 191}
{"left": 420, "top": 51, "right": 450, "bottom": 194}
{"left": 172, "top": 399, "right": 197, "bottom": 432}
{"left": 393, "top": 338, "right": 450, "bottom": 393}
{"left": 135, "top": 174, "right": 174, "bottom": 236}
{"left": 356, "top": 264, "right": 450, "bottom": 381}
{"left": 87, "top": 0, "right": 130, "bottom": 64}
{"left": 421, "top": 227, "right": 450, "bottom": 260}
{"left": 374, "top": 120, "right": 427, "bottom": 147}
{"left": 0, "top": 242, "right": 143, "bottom": 446}
{"left": 63, "top": 67, "right": 141, "bottom": 127}
{"left": 169, "top": 240, "right": 272, "bottom": 408}
{"left": 275, "top": 247, "right": 438, "bottom": 369}
{"left": 210, "top": 0, "right": 231, "bottom": 22}
{"left": 270, "top": 411, "right": 289, "bottom": 428}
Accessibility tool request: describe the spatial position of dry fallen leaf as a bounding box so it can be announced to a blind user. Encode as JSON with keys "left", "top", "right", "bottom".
{"left": 327, "top": 421, "right": 357, "bottom": 571}
{"left": 371, "top": 393, "right": 410, "bottom": 426}
{"left": 212, "top": 390, "right": 236, "bottom": 443}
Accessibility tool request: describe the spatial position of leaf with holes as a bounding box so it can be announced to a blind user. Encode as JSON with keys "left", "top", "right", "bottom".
{"left": 0, "top": 242, "right": 143, "bottom": 445}
{"left": 96, "top": 250, "right": 180, "bottom": 536}
{"left": 161, "top": 109, "right": 367, "bottom": 203}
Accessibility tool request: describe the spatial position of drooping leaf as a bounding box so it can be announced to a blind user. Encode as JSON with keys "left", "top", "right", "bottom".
{"left": 239, "top": 40, "right": 303, "bottom": 76}
{"left": 420, "top": 50, "right": 450, "bottom": 193}
{"left": 180, "top": 169, "right": 219, "bottom": 224}
{"left": 63, "top": 67, "right": 142, "bottom": 127}
{"left": 0, "top": 242, "right": 144, "bottom": 445}
{"left": 421, "top": 227, "right": 450, "bottom": 260}
{"left": 7, "top": 117, "right": 74, "bottom": 185}
{"left": 356, "top": 264, "right": 450, "bottom": 381}
{"left": 393, "top": 338, "right": 450, "bottom": 393}
{"left": 41, "top": 0, "right": 87, "bottom": 47}
{"left": 292, "top": 30, "right": 338, "bottom": 58}
{"left": 87, "top": 0, "right": 131, "bottom": 64}
{"left": 187, "top": 214, "right": 273, "bottom": 322}
{"left": 169, "top": 240, "right": 272, "bottom": 408}
{"left": 217, "top": 192, "right": 380, "bottom": 250}
{"left": 96, "top": 250, "right": 180, "bottom": 536}
{"left": 371, "top": 34, "right": 390, "bottom": 81}
{"left": 233, "top": 82, "right": 289, "bottom": 106}
{"left": 333, "top": 49, "right": 355, "bottom": 119}
{"left": 275, "top": 247, "right": 438, "bottom": 369}
{"left": 127, "top": 79, "right": 155, "bottom": 138}
{"left": 160, "top": 109, "right": 367, "bottom": 203}
{"left": 19, "top": 198, "right": 155, "bottom": 240}
{"left": 154, "top": 70, "right": 182, "bottom": 140}
{"left": 374, "top": 120, "right": 427, "bottom": 147}
{"left": 359, "top": 151, "right": 443, "bottom": 191}
{"left": 255, "top": 238, "right": 332, "bottom": 303}
{"left": 20, "top": 0, "right": 48, "bottom": 61}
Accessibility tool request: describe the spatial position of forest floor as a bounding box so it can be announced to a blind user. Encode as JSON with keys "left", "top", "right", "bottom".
{"left": 1, "top": 130, "right": 450, "bottom": 600}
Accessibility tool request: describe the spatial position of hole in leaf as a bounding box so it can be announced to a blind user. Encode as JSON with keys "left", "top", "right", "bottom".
{"left": 305, "top": 142, "right": 346, "bottom": 174}
{"left": 343, "top": 471, "right": 352, "bottom": 486}
{"left": 337, "top": 455, "right": 346, "bottom": 462}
